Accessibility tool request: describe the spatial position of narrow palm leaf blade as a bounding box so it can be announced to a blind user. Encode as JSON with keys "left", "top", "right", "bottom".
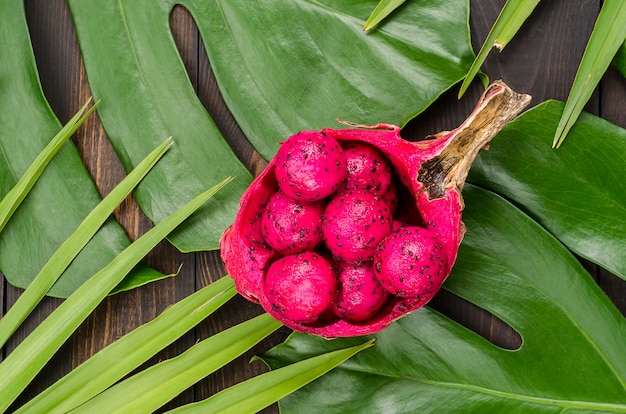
{"left": 70, "top": 313, "right": 282, "bottom": 414}
{"left": 0, "top": 137, "right": 172, "bottom": 350}
{"left": 16, "top": 276, "right": 237, "bottom": 414}
{"left": 165, "top": 339, "right": 375, "bottom": 414}
{"left": 0, "top": 176, "right": 233, "bottom": 412}
{"left": 363, "top": 0, "right": 406, "bottom": 31}
{"left": 1, "top": 0, "right": 164, "bottom": 297}
{"left": 553, "top": 0, "right": 626, "bottom": 148}
{"left": 0, "top": 99, "right": 95, "bottom": 233}
{"left": 458, "top": 0, "right": 540, "bottom": 98}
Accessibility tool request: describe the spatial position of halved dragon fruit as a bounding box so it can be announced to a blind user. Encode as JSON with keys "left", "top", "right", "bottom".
{"left": 220, "top": 81, "right": 530, "bottom": 338}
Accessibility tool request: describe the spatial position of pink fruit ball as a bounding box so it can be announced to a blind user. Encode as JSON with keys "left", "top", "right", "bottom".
{"left": 274, "top": 131, "right": 347, "bottom": 201}
{"left": 264, "top": 252, "right": 338, "bottom": 323}
{"left": 341, "top": 142, "right": 393, "bottom": 194}
{"left": 374, "top": 226, "right": 448, "bottom": 297}
{"left": 379, "top": 181, "right": 398, "bottom": 214}
{"left": 261, "top": 191, "right": 325, "bottom": 255}
{"left": 334, "top": 262, "right": 390, "bottom": 322}
{"left": 323, "top": 191, "right": 393, "bottom": 262}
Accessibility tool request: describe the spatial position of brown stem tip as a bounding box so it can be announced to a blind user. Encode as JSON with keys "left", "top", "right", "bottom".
{"left": 420, "top": 80, "right": 532, "bottom": 199}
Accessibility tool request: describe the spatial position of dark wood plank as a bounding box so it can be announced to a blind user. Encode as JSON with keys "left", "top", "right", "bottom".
{"left": 469, "top": 0, "right": 601, "bottom": 109}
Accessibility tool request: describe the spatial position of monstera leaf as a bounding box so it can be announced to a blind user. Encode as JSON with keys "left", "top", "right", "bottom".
{"left": 2, "top": 0, "right": 473, "bottom": 294}
{"left": 469, "top": 100, "right": 626, "bottom": 281}
{"left": 261, "top": 103, "right": 626, "bottom": 412}
{"left": 67, "top": 0, "right": 474, "bottom": 252}
{"left": 0, "top": 0, "right": 164, "bottom": 297}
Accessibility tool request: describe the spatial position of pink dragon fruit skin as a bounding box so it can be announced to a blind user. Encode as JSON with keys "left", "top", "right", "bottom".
{"left": 220, "top": 81, "right": 531, "bottom": 337}
{"left": 220, "top": 170, "right": 279, "bottom": 303}
{"left": 323, "top": 191, "right": 393, "bottom": 262}
{"left": 274, "top": 131, "right": 347, "bottom": 201}
{"left": 261, "top": 191, "right": 325, "bottom": 255}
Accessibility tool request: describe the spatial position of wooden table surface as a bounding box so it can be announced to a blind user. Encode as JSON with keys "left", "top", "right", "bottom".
{"left": 2, "top": 0, "right": 625, "bottom": 412}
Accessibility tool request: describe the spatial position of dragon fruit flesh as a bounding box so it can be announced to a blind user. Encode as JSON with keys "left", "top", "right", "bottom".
{"left": 374, "top": 225, "right": 446, "bottom": 297}
{"left": 323, "top": 191, "right": 393, "bottom": 262}
{"left": 220, "top": 81, "right": 530, "bottom": 337}
{"left": 274, "top": 131, "right": 347, "bottom": 201}
{"left": 334, "top": 261, "right": 390, "bottom": 323}
{"left": 261, "top": 191, "right": 325, "bottom": 255}
{"left": 265, "top": 252, "right": 338, "bottom": 323}
{"left": 340, "top": 142, "right": 393, "bottom": 195}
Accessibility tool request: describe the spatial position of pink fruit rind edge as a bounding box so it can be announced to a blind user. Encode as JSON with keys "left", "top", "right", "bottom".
{"left": 220, "top": 80, "right": 531, "bottom": 338}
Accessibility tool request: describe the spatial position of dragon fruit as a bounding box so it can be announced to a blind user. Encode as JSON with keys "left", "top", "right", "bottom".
{"left": 220, "top": 81, "right": 530, "bottom": 337}
{"left": 379, "top": 181, "right": 398, "bottom": 214}
{"left": 340, "top": 142, "right": 393, "bottom": 195}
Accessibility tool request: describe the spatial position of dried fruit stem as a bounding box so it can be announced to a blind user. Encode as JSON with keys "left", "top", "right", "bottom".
{"left": 419, "top": 80, "right": 531, "bottom": 199}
